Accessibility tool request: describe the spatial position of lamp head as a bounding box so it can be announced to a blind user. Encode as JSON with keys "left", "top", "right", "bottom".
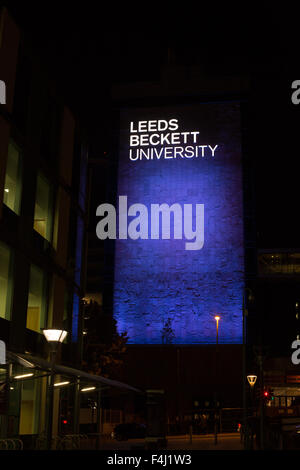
{"left": 43, "top": 329, "right": 68, "bottom": 343}
{"left": 247, "top": 374, "right": 257, "bottom": 387}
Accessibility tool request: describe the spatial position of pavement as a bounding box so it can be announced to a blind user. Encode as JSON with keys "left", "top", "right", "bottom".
{"left": 167, "top": 433, "right": 243, "bottom": 450}
{"left": 99, "top": 433, "right": 244, "bottom": 451}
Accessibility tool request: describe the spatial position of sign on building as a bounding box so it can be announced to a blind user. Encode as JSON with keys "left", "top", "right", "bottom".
{"left": 112, "top": 103, "right": 245, "bottom": 344}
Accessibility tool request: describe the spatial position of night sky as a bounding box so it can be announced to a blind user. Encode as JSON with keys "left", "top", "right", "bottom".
{"left": 3, "top": 2, "right": 300, "bottom": 249}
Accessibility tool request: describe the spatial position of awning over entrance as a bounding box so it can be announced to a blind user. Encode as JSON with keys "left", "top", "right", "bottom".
{"left": 6, "top": 351, "right": 141, "bottom": 393}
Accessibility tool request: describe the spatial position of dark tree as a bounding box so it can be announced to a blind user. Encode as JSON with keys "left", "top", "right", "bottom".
{"left": 82, "top": 300, "right": 128, "bottom": 379}
{"left": 161, "top": 317, "right": 175, "bottom": 344}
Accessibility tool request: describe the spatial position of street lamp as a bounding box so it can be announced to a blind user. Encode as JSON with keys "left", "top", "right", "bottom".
{"left": 214, "top": 316, "right": 220, "bottom": 345}
{"left": 242, "top": 288, "right": 254, "bottom": 450}
{"left": 247, "top": 375, "right": 257, "bottom": 388}
{"left": 246, "top": 374, "right": 257, "bottom": 450}
{"left": 43, "top": 329, "right": 68, "bottom": 344}
{"left": 43, "top": 328, "right": 68, "bottom": 450}
{"left": 214, "top": 315, "right": 221, "bottom": 445}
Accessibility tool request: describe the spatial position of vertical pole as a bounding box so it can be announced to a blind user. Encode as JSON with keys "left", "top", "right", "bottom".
{"left": 214, "top": 317, "right": 219, "bottom": 445}
{"left": 176, "top": 348, "right": 180, "bottom": 432}
{"left": 242, "top": 293, "right": 247, "bottom": 449}
{"left": 259, "top": 356, "right": 264, "bottom": 450}
{"left": 96, "top": 389, "right": 101, "bottom": 450}
{"left": 46, "top": 350, "right": 56, "bottom": 450}
{"left": 189, "top": 424, "right": 193, "bottom": 444}
{"left": 73, "top": 378, "right": 80, "bottom": 435}
{"left": 250, "top": 386, "right": 254, "bottom": 449}
{"left": 3, "top": 363, "right": 11, "bottom": 439}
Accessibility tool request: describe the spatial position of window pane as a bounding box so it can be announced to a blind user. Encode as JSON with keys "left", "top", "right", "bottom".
{"left": 0, "top": 242, "right": 13, "bottom": 320}
{"left": 19, "top": 375, "right": 42, "bottom": 435}
{"left": 33, "top": 173, "right": 53, "bottom": 242}
{"left": 26, "top": 265, "right": 47, "bottom": 333}
{"left": 3, "top": 141, "right": 22, "bottom": 215}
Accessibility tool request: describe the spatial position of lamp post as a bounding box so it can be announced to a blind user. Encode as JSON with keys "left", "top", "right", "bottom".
{"left": 257, "top": 353, "right": 265, "bottom": 450}
{"left": 43, "top": 329, "right": 68, "bottom": 450}
{"left": 246, "top": 374, "right": 257, "bottom": 449}
{"left": 214, "top": 315, "right": 221, "bottom": 445}
{"left": 247, "top": 374, "right": 257, "bottom": 414}
{"left": 242, "top": 288, "right": 254, "bottom": 449}
{"left": 215, "top": 316, "right": 220, "bottom": 346}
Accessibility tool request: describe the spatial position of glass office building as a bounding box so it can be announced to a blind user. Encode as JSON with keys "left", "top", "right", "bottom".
{"left": 0, "top": 7, "right": 89, "bottom": 442}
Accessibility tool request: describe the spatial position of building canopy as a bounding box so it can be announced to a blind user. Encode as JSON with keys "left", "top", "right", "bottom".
{"left": 6, "top": 351, "right": 141, "bottom": 393}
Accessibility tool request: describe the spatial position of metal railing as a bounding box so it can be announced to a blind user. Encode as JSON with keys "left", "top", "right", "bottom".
{"left": 0, "top": 439, "right": 23, "bottom": 450}
{"left": 58, "top": 434, "right": 89, "bottom": 450}
{"left": 36, "top": 433, "right": 89, "bottom": 450}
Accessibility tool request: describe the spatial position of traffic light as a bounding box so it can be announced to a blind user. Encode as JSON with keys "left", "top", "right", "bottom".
{"left": 60, "top": 415, "right": 69, "bottom": 432}
{"left": 263, "top": 388, "right": 274, "bottom": 403}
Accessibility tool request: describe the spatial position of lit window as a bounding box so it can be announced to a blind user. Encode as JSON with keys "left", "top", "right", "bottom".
{"left": 3, "top": 140, "right": 22, "bottom": 214}
{"left": 26, "top": 265, "right": 47, "bottom": 333}
{"left": 0, "top": 242, "right": 13, "bottom": 320}
{"left": 33, "top": 173, "right": 54, "bottom": 242}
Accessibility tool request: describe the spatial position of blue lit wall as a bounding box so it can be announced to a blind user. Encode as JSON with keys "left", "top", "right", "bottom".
{"left": 113, "top": 103, "right": 244, "bottom": 344}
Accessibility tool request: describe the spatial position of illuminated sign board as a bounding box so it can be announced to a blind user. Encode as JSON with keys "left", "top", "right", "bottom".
{"left": 111, "top": 103, "right": 244, "bottom": 344}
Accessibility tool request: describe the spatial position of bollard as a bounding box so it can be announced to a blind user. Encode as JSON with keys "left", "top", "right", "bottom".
{"left": 189, "top": 424, "right": 193, "bottom": 444}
